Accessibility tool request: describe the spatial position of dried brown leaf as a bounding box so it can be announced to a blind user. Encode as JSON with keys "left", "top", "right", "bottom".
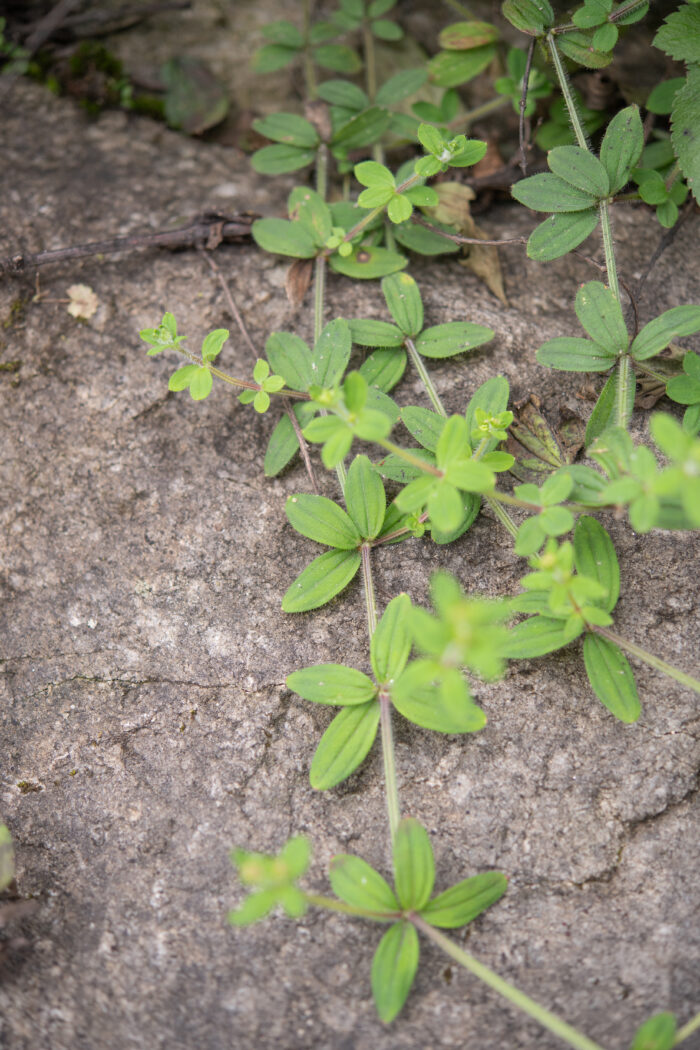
{"left": 285, "top": 259, "right": 313, "bottom": 309}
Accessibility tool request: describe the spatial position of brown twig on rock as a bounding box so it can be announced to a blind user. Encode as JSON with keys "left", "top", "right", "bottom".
{"left": 0, "top": 215, "right": 255, "bottom": 279}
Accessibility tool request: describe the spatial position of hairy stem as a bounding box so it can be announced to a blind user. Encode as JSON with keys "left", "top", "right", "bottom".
{"left": 591, "top": 625, "right": 700, "bottom": 695}
{"left": 379, "top": 693, "right": 401, "bottom": 844}
{"left": 547, "top": 36, "right": 589, "bottom": 150}
{"left": 315, "top": 142, "right": 347, "bottom": 493}
{"left": 405, "top": 337, "right": 447, "bottom": 416}
{"left": 413, "top": 916, "right": 608, "bottom": 1050}
{"left": 361, "top": 543, "right": 401, "bottom": 843}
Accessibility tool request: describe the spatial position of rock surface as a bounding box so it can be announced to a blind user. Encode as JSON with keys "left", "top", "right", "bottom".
{"left": 1, "top": 38, "right": 699, "bottom": 1050}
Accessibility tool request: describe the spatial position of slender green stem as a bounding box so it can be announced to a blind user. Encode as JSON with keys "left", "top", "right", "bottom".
{"left": 343, "top": 173, "right": 422, "bottom": 245}
{"left": 614, "top": 352, "right": 633, "bottom": 429}
{"left": 375, "top": 437, "right": 442, "bottom": 475}
{"left": 361, "top": 543, "right": 378, "bottom": 637}
{"left": 314, "top": 142, "right": 347, "bottom": 493}
{"left": 675, "top": 1012, "right": 700, "bottom": 1045}
{"left": 599, "top": 200, "right": 619, "bottom": 300}
{"left": 184, "top": 354, "right": 309, "bottom": 398}
{"left": 484, "top": 495, "right": 519, "bottom": 538}
{"left": 305, "top": 892, "right": 397, "bottom": 920}
{"left": 608, "top": 0, "right": 649, "bottom": 22}
{"left": 547, "top": 36, "right": 589, "bottom": 150}
{"left": 592, "top": 625, "right": 700, "bottom": 695}
{"left": 363, "top": 18, "right": 377, "bottom": 107}
{"left": 448, "top": 94, "right": 510, "bottom": 131}
{"left": 302, "top": 0, "right": 317, "bottom": 99}
{"left": 361, "top": 541, "right": 401, "bottom": 844}
{"left": 405, "top": 338, "right": 448, "bottom": 416}
{"left": 413, "top": 916, "right": 608, "bottom": 1050}
{"left": 379, "top": 693, "right": 401, "bottom": 844}
{"left": 633, "top": 360, "right": 668, "bottom": 383}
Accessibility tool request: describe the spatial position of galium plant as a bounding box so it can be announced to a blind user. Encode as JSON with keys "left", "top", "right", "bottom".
{"left": 140, "top": 0, "right": 700, "bottom": 1044}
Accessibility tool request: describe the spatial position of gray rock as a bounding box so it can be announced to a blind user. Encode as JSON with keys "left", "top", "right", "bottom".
{"left": 0, "top": 70, "right": 699, "bottom": 1050}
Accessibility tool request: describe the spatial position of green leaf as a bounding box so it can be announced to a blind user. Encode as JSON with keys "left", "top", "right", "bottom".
{"left": 314, "top": 44, "right": 363, "bottom": 73}
{"left": 329, "top": 855, "right": 399, "bottom": 915}
{"left": 252, "top": 217, "right": 317, "bottom": 258}
{"left": 369, "top": 0, "right": 396, "bottom": 16}
{"left": 260, "top": 20, "right": 303, "bottom": 47}
{"left": 527, "top": 209, "right": 599, "bottom": 261}
{"left": 266, "top": 331, "right": 313, "bottom": 390}
{"left": 388, "top": 194, "right": 414, "bottom": 224}
{"left": 574, "top": 516, "right": 620, "bottom": 612}
{"left": 646, "top": 79, "right": 685, "bottom": 116}
{"left": 629, "top": 1012, "right": 677, "bottom": 1050}
{"left": 382, "top": 273, "right": 424, "bottom": 336}
{"left": 592, "top": 22, "right": 618, "bottom": 51}
{"left": 251, "top": 144, "right": 317, "bottom": 175}
{"left": 282, "top": 549, "right": 361, "bottom": 613}
{"left": 512, "top": 173, "right": 598, "bottom": 212}
{"left": 503, "top": 616, "right": 577, "bottom": 658}
{"left": 376, "top": 68, "right": 428, "bottom": 105}
{"left": 349, "top": 319, "right": 405, "bottom": 347}
{"left": 286, "top": 493, "right": 361, "bottom": 549}
{"left": 600, "top": 105, "right": 644, "bottom": 194}
{"left": 253, "top": 113, "right": 319, "bottom": 148}
{"left": 228, "top": 888, "right": 277, "bottom": 925}
{"left": 371, "top": 921, "right": 420, "bottom": 1023}
{"left": 392, "top": 220, "right": 461, "bottom": 256}
{"left": 371, "top": 593, "right": 413, "bottom": 683}
{"left": 465, "top": 376, "right": 510, "bottom": 441}
{"left": 415, "top": 322, "right": 494, "bottom": 358}
{"left": 653, "top": 5, "right": 700, "bottom": 64}
{"left": 421, "top": 872, "right": 508, "bottom": 928}
{"left": 372, "top": 17, "right": 403, "bottom": 40}
{"left": 536, "top": 336, "right": 616, "bottom": 372}
{"left": 329, "top": 245, "right": 407, "bottom": 280}
{"left": 289, "top": 187, "right": 333, "bottom": 243}
{"left": 583, "top": 634, "right": 641, "bottom": 723}
{"left": 287, "top": 664, "right": 377, "bottom": 705}
{"left": 671, "top": 65, "right": 700, "bottom": 204}
{"left": 190, "top": 367, "right": 213, "bottom": 400}
{"left": 161, "top": 55, "right": 228, "bottom": 135}
{"left": 264, "top": 403, "right": 315, "bottom": 477}
{"left": 310, "top": 701, "right": 380, "bottom": 789}
{"left": 359, "top": 348, "right": 407, "bottom": 392}
{"left": 584, "top": 372, "right": 623, "bottom": 446}
{"left": 428, "top": 46, "right": 496, "bottom": 88}
{"left": 201, "top": 328, "right": 229, "bottom": 362}
{"left": 392, "top": 660, "right": 487, "bottom": 733}
{"left": 331, "top": 106, "right": 391, "bottom": 150}
{"left": 393, "top": 817, "right": 435, "bottom": 910}
{"left": 345, "top": 455, "right": 386, "bottom": 539}
{"left": 439, "top": 21, "right": 500, "bottom": 49}
{"left": 502, "top": 0, "right": 554, "bottom": 35}
{"left": 379, "top": 449, "right": 436, "bottom": 483}
{"left": 402, "top": 406, "right": 446, "bottom": 452}
{"left": 355, "top": 160, "right": 395, "bottom": 188}
{"left": 253, "top": 44, "right": 299, "bottom": 73}
{"left": 313, "top": 318, "right": 353, "bottom": 387}
{"left": 316, "top": 79, "right": 368, "bottom": 110}
{"left": 575, "top": 281, "right": 628, "bottom": 354}
{"left": 556, "top": 30, "right": 612, "bottom": 69}
{"left": 0, "top": 825, "right": 14, "bottom": 892}
{"left": 667, "top": 374, "right": 700, "bottom": 404}
{"left": 630, "top": 305, "right": 700, "bottom": 360}
{"left": 548, "top": 146, "right": 609, "bottom": 197}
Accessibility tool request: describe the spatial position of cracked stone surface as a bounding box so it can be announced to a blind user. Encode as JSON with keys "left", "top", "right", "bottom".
{"left": 1, "top": 44, "right": 700, "bottom": 1050}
